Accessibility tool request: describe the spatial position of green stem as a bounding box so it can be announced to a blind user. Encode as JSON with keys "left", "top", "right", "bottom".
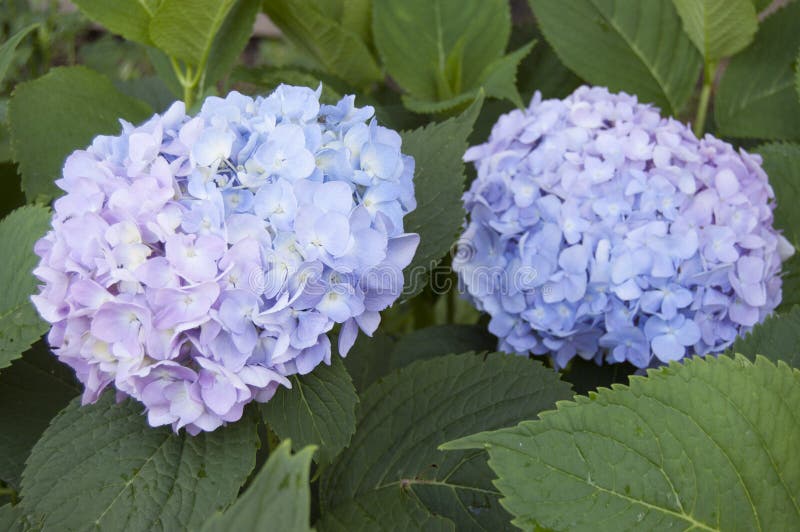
{"left": 693, "top": 61, "right": 717, "bottom": 138}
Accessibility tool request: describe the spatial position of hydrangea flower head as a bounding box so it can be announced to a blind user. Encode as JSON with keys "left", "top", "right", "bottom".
{"left": 31, "top": 86, "right": 418, "bottom": 433}
{"left": 455, "top": 86, "right": 792, "bottom": 369}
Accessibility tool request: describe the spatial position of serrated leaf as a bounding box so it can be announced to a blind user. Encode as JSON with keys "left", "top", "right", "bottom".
{"left": 400, "top": 96, "right": 482, "bottom": 298}
{"left": 730, "top": 306, "right": 800, "bottom": 368}
{"left": 672, "top": 0, "right": 757, "bottom": 61}
{"left": 0, "top": 24, "right": 38, "bottom": 87}
{"left": 373, "top": 0, "right": 510, "bottom": 104}
{"left": 203, "top": 0, "right": 260, "bottom": 89}
{"left": 317, "top": 489, "right": 455, "bottom": 532}
{"left": 715, "top": 2, "right": 800, "bottom": 140}
{"left": 72, "top": 0, "right": 154, "bottom": 45}
{"left": 529, "top": 0, "right": 701, "bottom": 114}
{"left": 20, "top": 394, "right": 259, "bottom": 531}
{"left": 9, "top": 66, "right": 153, "bottom": 202}
{"left": 263, "top": 0, "right": 381, "bottom": 88}
{"left": 0, "top": 342, "right": 79, "bottom": 488}
{"left": 202, "top": 441, "right": 314, "bottom": 532}
{"left": 445, "top": 355, "right": 800, "bottom": 531}
{"left": 479, "top": 41, "right": 536, "bottom": 109}
{"left": 150, "top": 0, "right": 236, "bottom": 68}
{"left": 0, "top": 206, "right": 52, "bottom": 371}
{"left": 321, "top": 352, "right": 572, "bottom": 530}
{"left": 260, "top": 356, "right": 357, "bottom": 463}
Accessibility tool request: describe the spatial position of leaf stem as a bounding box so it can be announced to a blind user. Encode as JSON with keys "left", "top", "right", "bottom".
{"left": 693, "top": 61, "right": 717, "bottom": 138}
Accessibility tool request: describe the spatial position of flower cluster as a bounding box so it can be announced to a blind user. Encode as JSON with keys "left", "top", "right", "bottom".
{"left": 455, "top": 86, "right": 792, "bottom": 369}
{"left": 31, "top": 86, "right": 418, "bottom": 433}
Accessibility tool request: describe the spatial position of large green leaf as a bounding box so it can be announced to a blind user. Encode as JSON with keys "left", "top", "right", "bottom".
{"left": 203, "top": 0, "right": 260, "bottom": 88}
{"left": 757, "top": 142, "right": 800, "bottom": 244}
{"left": 0, "top": 343, "right": 78, "bottom": 488}
{"left": 445, "top": 355, "right": 800, "bottom": 531}
{"left": 9, "top": 67, "right": 153, "bottom": 202}
{"left": 529, "top": 0, "right": 701, "bottom": 114}
{"left": 715, "top": 2, "right": 800, "bottom": 140}
{"left": 320, "top": 352, "right": 572, "bottom": 530}
{"left": 71, "top": 0, "right": 155, "bottom": 45}
{"left": 731, "top": 306, "right": 800, "bottom": 368}
{"left": 263, "top": 0, "right": 381, "bottom": 88}
{"left": 0, "top": 504, "right": 21, "bottom": 532}
{"left": 20, "top": 394, "right": 259, "bottom": 531}
{"left": 373, "top": 0, "right": 510, "bottom": 104}
{"left": 672, "top": 0, "right": 757, "bottom": 62}
{"left": 0, "top": 24, "right": 38, "bottom": 87}
{"left": 202, "top": 441, "right": 314, "bottom": 532}
{"left": 401, "top": 96, "right": 482, "bottom": 298}
{"left": 342, "top": 332, "right": 397, "bottom": 392}
{"left": 0, "top": 206, "right": 52, "bottom": 371}
{"left": 317, "top": 490, "right": 455, "bottom": 531}
{"left": 260, "top": 356, "right": 357, "bottom": 463}
{"left": 149, "top": 0, "right": 236, "bottom": 68}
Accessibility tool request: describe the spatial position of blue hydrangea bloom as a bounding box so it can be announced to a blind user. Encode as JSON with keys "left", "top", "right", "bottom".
{"left": 454, "top": 86, "right": 793, "bottom": 370}
{"left": 31, "top": 86, "right": 418, "bottom": 434}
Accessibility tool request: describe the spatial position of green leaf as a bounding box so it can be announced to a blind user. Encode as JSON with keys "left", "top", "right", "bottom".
{"left": 9, "top": 66, "right": 153, "bottom": 202}
{"left": 400, "top": 96, "right": 482, "bottom": 298}
{"left": 260, "top": 356, "right": 357, "bottom": 463}
{"left": 317, "top": 490, "right": 455, "bottom": 531}
{"left": 321, "top": 352, "right": 572, "bottom": 530}
{"left": 529, "top": 0, "right": 701, "bottom": 114}
{"left": 203, "top": 0, "right": 260, "bottom": 88}
{"left": 672, "top": 0, "right": 757, "bottom": 61}
{"left": 263, "top": 0, "right": 382, "bottom": 88}
{"left": 796, "top": 47, "right": 800, "bottom": 106}
{"left": 715, "top": 2, "right": 800, "bottom": 140}
{"left": 341, "top": 0, "right": 373, "bottom": 49}
{"left": 0, "top": 504, "right": 21, "bottom": 532}
{"left": 149, "top": 0, "right": 236, "bottom": 68}
{"left": 374, "top": 0, "right": 510, "bottom": 104}
{"left": 479, "top": 41, "right": 536, "bottom": 109}
{"left": 230, "top": 66, "right": 342, "bottom": 104}
{"left": 0, "top": 343, "right": 79, "bottom": 488}
{"left": 756, "top": 142, "right": 800, "bottom": 245}
{"left": 71, "top": 0, "right": 155, "bottom": 45}
{"left": 202, "top": 441, "right": 314, "bottom": 532}
{"left": 20, "top": 394, "right": 259, "bottom": 531}
{"left": 0, "top": 24, "right": 38, "bottom": 87}
{"left": 0, "top": 206, "right": 52, "bottom": 371}
{"left": 730, "top": 306, "right": 800, "bottom": 368}
{"left": 445, "top": 355, "right": 800, "bottom": 531}
{"left": 752, "top": 0, "right": 772, "bottom": 12}
{"left": 342, "top": 332, "right": 397, "bottom": 392}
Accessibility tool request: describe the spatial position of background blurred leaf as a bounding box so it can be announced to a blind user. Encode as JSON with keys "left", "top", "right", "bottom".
{"left": 445, "top": 355, "right": 800, "bottom": 531}
{"left": 0, "top": 342, "right": 78, "bottom": 488}
{"left": 263, "top": 0, "right": 382, "bottom": 88}
{"left": 150, "top": 0, "right": 236, "bottom": 68}
{"left": 400, "top": 97, "right": 482, "bottom": 298}
{"left": 202, "top": 441, "right": 314, "bottom": 532}
{"left": 21, "top": 394, "right": 259, "bottom": 531}
{"left": 260, "top": 356, "right": 357, "bottom": 463}
{"left": 321, "top": 352, "right": 572, "bottom": 530}
{"left": 203, "top": 0, "right": 260, "bottom": 89}
{"left": 230, "top": 66, "right": 341, "bottom": 103}
{"left": 730, "top": 305, "right": 800, "bottom": 368}
{"left": 715, "top": 2, "right": 800, "bottom": 140}
{"left": 71, "top": 0, "right": 155, "bottom": 45}
{"left": 0, "top": 205, "right": 52, "bottom": 371}
{"left": 672, "top": 0, "right": 757, "bottom": 62}
{"left": 9, "top": 66, "right": 152, "bottom": 202}
{"left": 375, "top": 0, "right": 526, "bottom": 110}
{"left": 0, "top": 24, "right": 39, "bottom": 86}
{"left": 0, "top": 504, "right": 21, "bottom": 532}
{"left": 529, "top": 0, "right": 701, "bottom": 114}
{"left": 317, "top": 490, "right": 455, "bottom": 531}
